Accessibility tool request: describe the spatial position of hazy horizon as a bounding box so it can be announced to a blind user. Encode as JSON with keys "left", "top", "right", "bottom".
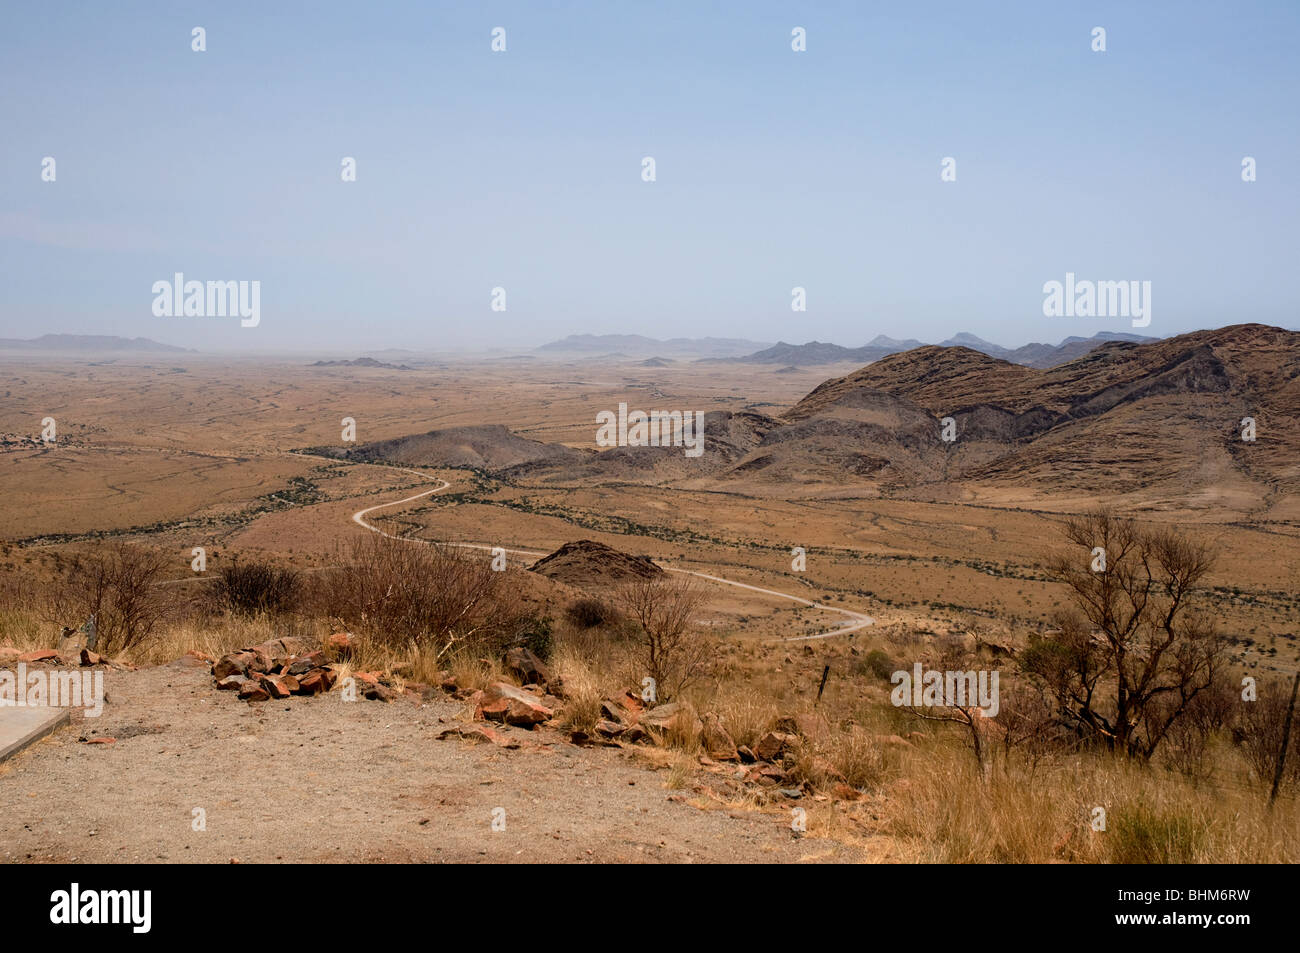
{"left": 0, "top": 324, "right": 1210, "bottom": 359}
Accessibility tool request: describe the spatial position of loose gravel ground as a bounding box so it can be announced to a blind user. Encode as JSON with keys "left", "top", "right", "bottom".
{"left": 0, "top": 658, "right": 864, "bottom": 863}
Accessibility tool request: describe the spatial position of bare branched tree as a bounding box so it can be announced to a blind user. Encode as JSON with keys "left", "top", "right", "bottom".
{"left": 616, "top": 574, "right": 709, "bottom": 701}
{"left": 1029, "top": 510, "right": 1228, "bottom": 760}
{"left": 47, "top": 542, "right": 173, "bottom": 654}
{"left": 898, "top": 648, "right": 1002, "bottom": 777}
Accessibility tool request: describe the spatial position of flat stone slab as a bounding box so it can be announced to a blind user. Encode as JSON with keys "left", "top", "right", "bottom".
{"left": 0, "top": 707, "right": 71, "bottom": 762}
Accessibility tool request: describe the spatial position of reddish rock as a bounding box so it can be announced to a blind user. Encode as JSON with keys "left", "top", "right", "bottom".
{"left": 831, "top": 783, "right": 862, "bottom": 801}
{"left": 80, "top": 649, "right": 104, "bottom": 666}
{"left": 239, "top": 681, "right": 270, "bottom": 702}
{"left": 259, "top": 674, "right": 292, "bottom": 699}
{"left": 622, "top": 724, "right": 651, "bottom": 744}
{"left": 82, "top": 737, "right": 116, "bottom": 745}
{"left": 326, "top": 632, "right": 355, "bottom": 658}
{"left": 476, "top": 681, "right": 553, "bottom": 728}
{"left": 640, "top": 702, "right": 702, "bottom": 742}
{"left": 737, "top": 745, "right": 757, "bottom": 764}
{"left": 213, "top": 651, "right": 256, "bottom": 679}
{"left": 436, "top": 725, "right": 519, "bottom": 748}
{"left": 216, "top": 675, "right": 247, "bottom": 691}
{"left": 279, "top": 674, "right": 301, "bottom": 693}
{"left": 248, "top": 649, "right": 277, "bottom": 673}
{"left": 600, "top": 700, "right": 629, "bottom": 725}
{"left": 17, "top": 649, "right": 60, "bottom": 663}
{"left": 595, "top": 719, "right": 626, "bottom": 738}
{"left": 700, "top": 713, "right": 739, "bottom": 762}
{"left": 285, "top": 651, "right": 326, "bottom": 676}
{"left": 503, "top": 646, "right": 550, "bottom": 686}
{"left": 353, "top": 671, "right": 380, "bottom": 687}
{"left": 753, "top": 731, "right": 798, "bottom": 762}
{"left": 186, "top": 650, "right": 216, "bottom": 663}
{"left": 439, "top": 675, "right": 459, "bottom": 693}
{"left": 365, "top": 682, "right": 398, "bottom": 702}
{"left": 295, "top": 669, "right": 333, "bottom": 695}
{"left": 236, "top": 638, "right": 305, "bottom": 671}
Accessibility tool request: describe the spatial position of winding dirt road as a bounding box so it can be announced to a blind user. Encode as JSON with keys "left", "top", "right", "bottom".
{"left": 349, "top": 466, "right": 874, "bottom": 642}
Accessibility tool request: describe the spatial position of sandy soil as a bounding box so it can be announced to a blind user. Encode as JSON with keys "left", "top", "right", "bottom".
{"left": 0, "top": 658, "right": 864, "bottom": 864}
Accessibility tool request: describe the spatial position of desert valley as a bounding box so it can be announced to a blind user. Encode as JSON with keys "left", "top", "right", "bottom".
{"left": 1, "top": 323, "right": 1298, "bottom": 863}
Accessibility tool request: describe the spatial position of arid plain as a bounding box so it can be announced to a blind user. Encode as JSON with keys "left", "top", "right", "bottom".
{"left": 3, "top": 329, "right": 1300, "bottom": 863}
{"left": 3, "top": 343, "right": 1297, "bottom": 675}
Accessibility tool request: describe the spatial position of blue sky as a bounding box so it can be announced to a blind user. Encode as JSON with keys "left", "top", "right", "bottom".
{"left": 1, "top": 1, "right": 1297, "bottom": 352}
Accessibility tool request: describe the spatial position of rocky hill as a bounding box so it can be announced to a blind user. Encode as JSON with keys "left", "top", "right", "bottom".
{"left": 319, "top": 324, "right": 1300, "bottom": 507}
{"left": 310, "top": 425, "right": 584, "bottom": 470}
{"left": 530, "top": 540, "right": 664, "bottom": 588}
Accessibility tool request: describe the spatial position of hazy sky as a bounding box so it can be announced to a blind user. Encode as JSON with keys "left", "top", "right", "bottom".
{"left": 2, "top": 1, "right": 1297, "bottom": 353}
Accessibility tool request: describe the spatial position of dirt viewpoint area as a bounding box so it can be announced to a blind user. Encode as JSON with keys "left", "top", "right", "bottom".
{"left": 0, "top": 659, "right": 861, "bottom": 864}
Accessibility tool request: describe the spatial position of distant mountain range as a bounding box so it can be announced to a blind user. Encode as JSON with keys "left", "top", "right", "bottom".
{"left": 536, "top": 334, "right": 770, "bottom": 359}
{"left": 0, "top": 334, "right": 193, "bottom": 353}
{"left": 731, "top": 331, "right": 1158, "bottom": 369}
{"left": 310, "top": 357, "right": 413, "bottom": 370}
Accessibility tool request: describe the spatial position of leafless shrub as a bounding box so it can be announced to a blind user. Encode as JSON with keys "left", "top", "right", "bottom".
{"left": 46, "top": 542, "right": 174, "bottom": 654}
{"left": 308, "top": 535, "right": 519, "bottom": 661}
{"left": 1236, "top": 675, "right": 1300, "bottom": 794}
{"left": 1032, "top": 510, "right": 1229, "bottom": 760}
{"left": 564, "top": 597, "right": 619, "bottom": 630}
{"left": 1159, "top": 673, "right": 1236, "bottom": 783}
{"left": 616, "top": 575, "right": 710, "bottom": 701}
{"left": 215, "top": 557, "right": 300, "bottom": 615}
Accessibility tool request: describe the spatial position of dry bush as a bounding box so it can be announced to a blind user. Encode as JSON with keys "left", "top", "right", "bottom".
{"left": 824, "top": 727, "right": 891, "bottom": 789}
{"left": 1158, "top": 673, "right": 1237, "bottom": 783}
{"left": 1236, "top": 674, "right": 1300, "bottom": 793}
{"left": 0, "top": 570, "right": 47, "bottom": 651}
{"left": 307, "top": 535, "right": 519, "bottom": 661}
{"left": 215, "top": 557, "right": 300, "bottom": 616}
{"left": 789, "top": 725, "right": 891, "bottom": 791}
{"left": 564, "top": 597, "right": 619, "bottom": 630}
{"left": 46, "top": 542, "right": 176, "bottom": 655}
{"left": 445, "top": 652, "right": 505, "bottom": 693}
{"left": 662, "top": 700, "right": 703, "bottom": 753}
{"left": 616, "top": 575, "right": 711, "bottom": 701}
{"left": 1034, "top": 510, "right": 1229, "bottom": 760}
{"left": 713, "top": 689, "right": 780, "bottom": 749}
{"left": 551, "top": 643, "right": 603, "bottom": 733}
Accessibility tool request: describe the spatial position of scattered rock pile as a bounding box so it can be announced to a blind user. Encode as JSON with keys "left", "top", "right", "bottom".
{"left": 210, "top": 635, "right": 350, "bottom": 702}
{"left": 0, "top": 646, "right": 118, "bottom": 667}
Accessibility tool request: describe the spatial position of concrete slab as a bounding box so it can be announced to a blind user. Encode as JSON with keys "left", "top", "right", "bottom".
{"left": 0, "top": 707, "right": 71, "bottom": 762}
